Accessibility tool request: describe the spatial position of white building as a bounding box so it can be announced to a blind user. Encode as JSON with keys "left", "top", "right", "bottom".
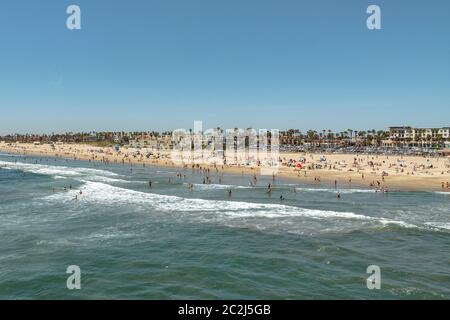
{"left": 128, "top": 134, "right": 174, "bottom": 150}
{"left": 438, "top": 128, "right": 450, "bottom": 139}
{"left": 389, "top": 126, "right": 450, "bottom": 141}
{"left": 389, "top": 127, "right": 415, "bottom": 139}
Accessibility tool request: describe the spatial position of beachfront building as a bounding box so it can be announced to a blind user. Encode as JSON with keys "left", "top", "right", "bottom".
{"left": 128, "top": 133, "right": 174, "bottom": 150}
{"left": 389, "top": 126, "right": 416, "bottom": 140}
{"left": 438, "top": 128, "right": 450, "bottom": 139}
{"left": 385, "top": 126, "right": 450, "bottom": 149}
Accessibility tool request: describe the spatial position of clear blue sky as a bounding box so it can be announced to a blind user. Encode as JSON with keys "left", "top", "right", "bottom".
{"left": 0, "top": 0, "right": 449, "bottom": 134}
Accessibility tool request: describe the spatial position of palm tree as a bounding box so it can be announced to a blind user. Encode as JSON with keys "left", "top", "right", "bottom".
{"left": 347, "top": 129, "right": 353, "bottom": 141}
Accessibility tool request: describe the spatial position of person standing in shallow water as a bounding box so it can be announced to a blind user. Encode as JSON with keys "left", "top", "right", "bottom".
{"left": 149, "top": 180, "right": 152, "bottom": 188}
{"left": 228, "top": 190, "right": 232, "bottom": 198}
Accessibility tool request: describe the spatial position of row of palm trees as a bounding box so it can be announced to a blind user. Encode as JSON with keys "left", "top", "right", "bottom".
{"left": 2, "top": 129, "right": 392, "bottom": 147}
{"left": 281, "top": 129, "right": 389, "bottom": 146}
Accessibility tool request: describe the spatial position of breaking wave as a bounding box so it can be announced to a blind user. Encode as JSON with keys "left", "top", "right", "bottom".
{"left": 0, "top": 160, "right": 118, "bottom": 178}
{"left": 41, "top": 181, "right": 419, "bottom": 234}
{"left": 295, "top": 187, "right": 374, "bottom": 194}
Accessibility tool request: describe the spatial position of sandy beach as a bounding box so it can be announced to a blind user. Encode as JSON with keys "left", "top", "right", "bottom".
{"left": 1, "top": 142, "right": 450, "bottom": 192}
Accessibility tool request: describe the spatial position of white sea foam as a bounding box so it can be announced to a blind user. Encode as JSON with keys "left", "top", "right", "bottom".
{"left": 42, "top": 181, "right": 418, "bottom": 231}
{"left": 189, "top": 183, "right": 251, "bottom": 190}
{"left": 295, "top": 187, "right": 374, "bottom": 194}
{"left": 0, "top": 160, "right": 129, "bottom": 186}
{"left": 424, "top": 222, "right": 450, "bottom": 231}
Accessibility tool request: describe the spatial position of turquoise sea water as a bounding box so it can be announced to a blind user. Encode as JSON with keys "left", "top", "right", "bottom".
{"left": 0, "top": 153, "right": 449, "bottom": 299}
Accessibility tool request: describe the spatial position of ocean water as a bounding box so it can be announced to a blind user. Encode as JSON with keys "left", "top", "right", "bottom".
{"left": 0, "top": 153, "right": 449, "bottom": 299}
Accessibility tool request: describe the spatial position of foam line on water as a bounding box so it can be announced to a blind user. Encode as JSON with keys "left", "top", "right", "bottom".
{"left": 42, "top": 181, "right": 418, "bottom": 230}
{"left": 424, "top": 222, "right": 450, "bottom": 231}
{"left": 0, "top": 160, "right": 118, "bottom": 177}
{"left": 189, "top": 183, "right": 251, "bottom": 190}
{"left": 295, "top": 187, "right": 374, "bottom": 194}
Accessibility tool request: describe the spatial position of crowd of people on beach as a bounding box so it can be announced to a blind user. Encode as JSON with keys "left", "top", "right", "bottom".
{"left": 1, "top": 142, "right": 450, "bottom": 201}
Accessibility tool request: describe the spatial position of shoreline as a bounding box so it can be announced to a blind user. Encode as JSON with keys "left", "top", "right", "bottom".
{"left": 1, "top": 143, "right": 450, "bottom": 192}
